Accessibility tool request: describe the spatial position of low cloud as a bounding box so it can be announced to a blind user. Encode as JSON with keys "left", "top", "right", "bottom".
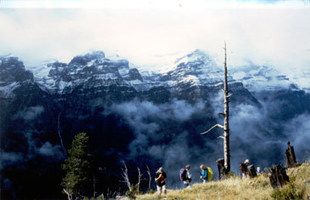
{"left": 13, "top": 106, "right": 44, "bottom": 121}
{"left": 111, "top": 99, "right": 224, "bottom": 185}
{"left": 109, "top": 87, "right": 310, "bottom": 187}
{"left": 37, "top": 142, "right": 64, "bottom": 158}
{"left": 0, "top": 152, "right": 23, "bottom": 169}
{"left": 1, "top": 132, "right": 65, "bottom": 169}
{"left": 201, "top": 88, "right": 310, "bottom": 173}
{"left": 283, "top": 113, "right": 310, "bottom": 162}
{"left": 111, "top": 99, "right": 205, "bottom": 134}
{"left": 228, "top": 99, "right": 309, "bottom": 170}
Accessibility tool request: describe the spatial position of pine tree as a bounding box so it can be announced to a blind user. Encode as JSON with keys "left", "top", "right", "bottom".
{"left": 61, "top": 132, "right": 93, "bottom": 200}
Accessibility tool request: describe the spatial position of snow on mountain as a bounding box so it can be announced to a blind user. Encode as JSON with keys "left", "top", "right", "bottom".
{"left": 31, "top": 51, "right": 149, "bottom": 93}
{"left": 26, "top": 58, "right": 58, "bottom": 78}
{"left": 175, "top": 49, "right": 213, "bottom": 66}
{"left": 0, "top": 56, "right": 34, "bottom": 98}
{"left": 164, "top": 49, "right": 303, "bottom": 92}
{"left": 159, "top": 49, "right": 225, "bottom": 87}
{"left": 229, "top": 64, "right": 295, "bottom": 92}
{"left": 284, "top": 68, "right": 310, "bottom": 92}
{"left": 0, "top": 82, "right": 21, "bottom": 98}
{"left": 164, "top": 50, "right": 300, "bottom": 92}
{"left": 1, "top": 49, "right": 308, "bottom": 97}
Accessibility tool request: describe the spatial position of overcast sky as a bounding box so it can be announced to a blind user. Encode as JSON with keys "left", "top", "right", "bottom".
{"left": 0, "top": 0, "right": 309, "bottom": 72}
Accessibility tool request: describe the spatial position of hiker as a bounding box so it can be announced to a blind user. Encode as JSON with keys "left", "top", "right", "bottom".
{"left": 199, "top": 164, "right": 208, "bottom": 184}
{"left": 155, "top": 167, "right": 167, "bottom": 195}
{"left": 180, "top": 165, "right": 192, "bottom": 188}
{"left": 241, "top": 159, "right": 250, "bottom": 178}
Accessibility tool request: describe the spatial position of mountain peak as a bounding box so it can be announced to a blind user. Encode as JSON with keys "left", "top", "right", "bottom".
{"left": 160, "top": 50, "right": 223, "bottom": 87}
{"left": 187, "top": 49, "right": 209, "bottom": 59}
{"left": 175, "top": 49, "right": 211, "bottom": 65}
{"left": 0, "top": 56, "right": 34, "bottom": 97}
{"left": 230, "top": 64, "right": 293, "bottom": 92}
{"left": 69, "top": 51, "right": 105, "bottom": 66}
{"left": 0, "top": 56, "right": 34, "bottom": 83}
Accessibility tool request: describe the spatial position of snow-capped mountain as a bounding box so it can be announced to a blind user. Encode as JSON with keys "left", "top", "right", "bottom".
{"left": 1, "top": 49, "right": 305, "bottom": 103}
{"left": 162, "top": 49, "right": 298, "bottom": 93}
{"left": 0, "top": 57, "right": 34, "bottom": 98}
{"left": 31, "top": 51, "right": 146, "bottom": 94}
{"left": 2, "top": 49, "right": 302, "bottom": 97}
{"left": 31, "top": 49, "right": 226, "bottom": 95}
{"left": 160, "top": 49, "right": 225, "bottom": 87}
{"left": 230, "top": 64, "right": 295, "bottom": 92}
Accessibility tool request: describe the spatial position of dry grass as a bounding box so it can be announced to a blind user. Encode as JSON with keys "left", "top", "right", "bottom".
{"left": 136, "top": 163, "right": 310, "bottom": 200}
{"left": 286, "top": 163, "right": 310, "bottom": 198}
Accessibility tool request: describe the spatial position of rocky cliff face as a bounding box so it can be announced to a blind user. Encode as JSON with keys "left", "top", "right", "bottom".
{"left": 0, "top": 57, "right": 34, "bottom": 98}
{"left": 33, "top": 51, "right": 143, "bottom": 94}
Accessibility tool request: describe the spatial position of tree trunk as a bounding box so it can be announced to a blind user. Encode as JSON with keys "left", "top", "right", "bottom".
{"left": 223, "top": 43, "right": 230, "bottom": 172}
{"left": 57, "top": 112, "right": 67, "bottom": 156}
{"left": 93, "top": 176, "right": 96, "bottom": 198}
{"left": 269, "top": 165, "right": 289, "bottom": 188}
{"left": 146, "top": 165, "right": 152, "bottom": 191}
{"left": 248, "top": 165, "right": 257, "bottom": 178}
{"left": 217, "top": 158, "right": 226, "bottom": 180}
{"left": 137, "top": 167, "right": 142, "bottom": 192}
{"left": 286, "top": 141, "right": 297, "bottom": 168}
{"left": 63, "top": 189, "right": 73, "bottom": 200}
{"left": 121, "top": 161, "right": 132, "bottom": 191}
{"left": 201, "top": 43, "right": 231, "bottom": 175}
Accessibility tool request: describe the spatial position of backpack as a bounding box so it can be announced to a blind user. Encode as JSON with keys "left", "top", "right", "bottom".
{"left": 240, "top": 163, "right": 247, "bottom": 173}
{"left": 179, "top": 168, "right": 187, "bottom": 181}
{"left": 207, "top": 167, "right": 213, "bottom": 181}
{"left": 155, "top": 172, "right": 165, "bottom": 183}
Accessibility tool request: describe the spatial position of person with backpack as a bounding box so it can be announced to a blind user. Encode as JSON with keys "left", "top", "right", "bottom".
{"left": 241, "top": 159, "right": 250, "bottom": 178}
{"left": 155, "top": 167, "right": 167, "bottom": 195}
{"left": 180, "top": 165, "right": 192, "bottom": 188}
{"left": 200, "top": 164, "right": 208, "bottom": 183}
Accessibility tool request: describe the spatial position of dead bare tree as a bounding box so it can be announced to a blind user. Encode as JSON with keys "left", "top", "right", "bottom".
{"left": 121, "top": 161, "right": 132, "bottom": 192}
{"left": 93, "top": 176, "right": 96, "bottom": 198}
{"left": 269, "top": 165, "right": 290, "bottom": 188}
{"left": 201, "top": 42, "right": 231, "bottom": 173}
{"left": 146, "top": 165, "right": 152, "bottom": 191}
{"left": 57, "top": 112, "right": 67, "bottom": 156}
{"left": 137, "top": 167, "right": 142, "bottom": 192}
{"left": 286, "top": 141, "right": 297, "bottom": 168}
{"left": 63, "top": 189, "right": 73, "bottom": 200}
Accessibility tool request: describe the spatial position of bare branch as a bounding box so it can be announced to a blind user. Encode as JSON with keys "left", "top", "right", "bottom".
{"left": 201, "top": 124, "right": 224, "bottom": 135}
{"left": 93, "top": 176, "right": 96, "bottom": 198}
{"left": 218, "top": 136, "right": 225, "bottom": 139}
{"left": 121, "top": 161, "right": 132, "bottom": 191}
{"left": 63, "top": 189, "right": 73, "bottom": 200}
{"left": 137, "top": 167, "right": 142, "bottom": 192}
{"left": 146, "top": 165, "right": 152, "bottom": 190}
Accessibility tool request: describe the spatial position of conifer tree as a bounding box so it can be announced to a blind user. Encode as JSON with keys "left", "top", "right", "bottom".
{"left": 61, "top": 132, "right": 93, "bottom": 200}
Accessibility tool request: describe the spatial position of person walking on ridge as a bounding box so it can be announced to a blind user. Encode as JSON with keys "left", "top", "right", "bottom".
{"left": 155, "top": 167, "right": 167, "bottom": 195}
{"left": 200, "top": 164, "right": 208, "bottom": 184}
{"left": 180, "top": 164, "right": 192, "bottom": 188}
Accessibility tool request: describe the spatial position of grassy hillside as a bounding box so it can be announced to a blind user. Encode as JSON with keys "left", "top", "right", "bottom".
{"left": 136, "top": 163, "right": 310, "bottom": 200}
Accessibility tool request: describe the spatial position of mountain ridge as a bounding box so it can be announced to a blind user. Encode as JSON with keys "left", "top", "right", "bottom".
{"left": 2, "top": 49, "right": 303, "bottom": 96}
